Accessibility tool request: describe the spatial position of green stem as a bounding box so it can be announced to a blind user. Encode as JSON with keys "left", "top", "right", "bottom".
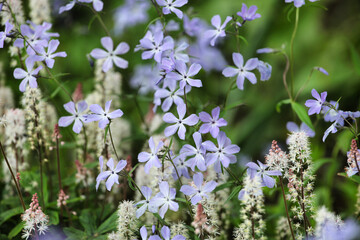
{"left": 82, "top": 126, "right": 88, "bottom": 163}
{"left": 290, "top": 8, "right": 300, "bottom": 98}
{"left": 223, "top": 80, "right": 237, "bottom": 110}
{"left": 56, "top": 138, "right": 62, "bottom": 191}
{"left": 0, "top": 141, "right": 26, "bottom": 211}
{"left": 225, "top": 167, "right": 242, "bottom": 185}
{"left": 108, "top": 124, "right": 119, "bottom": 161}
{"left": 279, "top": 176, "right": 295, "bottom": 240}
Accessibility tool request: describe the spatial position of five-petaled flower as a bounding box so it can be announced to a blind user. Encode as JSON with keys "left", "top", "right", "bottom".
{"left": 237, "top": 3, "right": 261, "bottom": 22}
{"left": 199, "top": 106, "right": 227, "bottom": 138}
{"left": 204, "top": 15, "right": 232, "bottom": 46}
{"left": 33, "top": 39, "right": 67, "bottom": 68}
{"left": 166, "top": 60, "right": 203, "bottom": 89}
{"left": 152, "top": 181, "right": 179, "bottom": 218}
{"left": 180, "top": 132, "right": 207, "bottom": 171}
{"left": 163, "top": 103, "right": 199, "bottom": 140}
{"left": 90, "top": 36, "right": 129, "bottom": 72}
{"left": 138, "top": 30, "right": 174, "bottom": 63}
{"left": 305, "top": 88, "right": 327, "bottom": 115}
{"left": 222, "top": 52, "right": 259, "bottom": 90}
{"left": 138, "top": 137, "right": 164, "bottom": 174}
{"left": 180, "top": 172, "right": 217, "bottom": 205}
{"left": 13, "top": 58, "right": 43, "bottom": 92}
{"left": 58, "top": 101, "right": 88, "bottom": 134}
{"left": 246, "top": 160, "right": 282, "bottom": 188}
{"left": 85, "top": 100, "right": 124, "bottom": 129}
{"left": 0, "top": 20, "right": 13, "bottom": 48}
{"left": 96, "top": 156, "right": 127, "bottom": 191}
{"left": 156, "top": 0, "right": 188, "bottom": 19}
{"left": 135, "top": 186, "right": 157, "bottom": 218}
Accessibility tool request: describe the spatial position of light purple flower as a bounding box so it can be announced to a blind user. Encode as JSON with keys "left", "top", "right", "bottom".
{"left": 222, "top": 52, "right": 259, "bottom": 90}
{"left": 138, "top": 30, "right": 174, "bottom": 63}
{"left": 237, "top": 3, "right": 261, "bottom": 22}
{"left": 156, "top": 0, "right": 188, "bottom": 19}
{"left": 199, "top": 106, "right": 227, "bottom": 138}
{"left": 13, "top": 58, "right": 43, "bottom": 92}
{"left": 96, "top": 157, "right": 127, "bottom": 191}
{"left": 138, "top": 137, "right": 164, "bottom": 174}
{"left": 188, "top": 42, "right": 227, "bottom": 72}
{"left": 180, "top": 132, "right": 206, "bottom": 171}
{"left": 130, "top": 64, "right": 159, "bottom": 95}
{"left": 160, "top": 226, "right": 186, "bottom": 240}
{"left": 163, "top": 103, "right": 199, "bottom": 140}
{"left": 286, "top": 121, "right": 315, "bottom": 138}
{"left": 135, "top": 186, "right": 157, "bottom": 218}
{"left": 79, "top": 0, "right": 103, "bottom": 11}
{"left": 90, "top": 37, "right": 129, "bottom": 72}
{"left": 285, "top": 0, "right": 318, "bottom": 8}
{"left": 257, "top": 60, "right": 272, "bottom": 81}
{"left": 173, "top": 41, "right": 189, "bottom": 63}
{"left": 33, "top": 39, "right": 67, "bottom": 68}
{"left": 180, "top": 172, "right": 217, "bottom": 205}
{"left": 256, "top": 48, "right": 277, "bottom": 54}
{"left": 322, "top": 122, "right": 338, "bottom": 142}
{"left": 140, "top": 226, "right": 161, "bottom": 240}
{"left": 166, "top": 60, "right": 202, "bottom": 89}
{"left": 152, "top": 181, "right": 179, "bottom": 218}
{"left": 246, "top": 160, "right": 282, "bottom": 188}
{"left": 171, "top": 155, "right": 190, "bottom": 179}
{"left": 59, "top": 0, "right": 76, "bottom": 14}
{"left": 85, "top": 100, "right": 124, "bottom": 129}
{"left": 154, "top": 79, "right": 188, "bottom": 112}
{"left": 203, "top": 131, "right": 240, "bottom": 173}
{"left": 58, "top": 101, "right": 88, "bottom": 134}
{"left": 183, "top": 15, "right": 208, "bottom": 37}
{"left": 304, "top": 89, "right": 327, "bottom": 115}
{"left": 314, "top": 66, "right": 329, "bottom": 75}
{"left": 320, "top": 219, "right": 360, "bottom": 240}
{"left": 0, "top": 20, "right": 13, "bottom": 48}
{"left": 204, "top": 15, "right": 232, "bottom": 46}
{"left": 14, "top": 24, "right": 48, "bottom": 55}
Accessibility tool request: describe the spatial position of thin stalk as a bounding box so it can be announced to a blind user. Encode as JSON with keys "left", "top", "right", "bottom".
{"left": 183, "top": 87, "right": 188, "bottom": 114}
{"left": 0, "top": 141, "right": 26, "bottom": 211}
{"left": 134, "top": 94, "right": 149, "bottom": 131}
{"left": 56, "top": 138, "right": 62, "bottom": 190}
{"left": 294, "top": 69, "right": 314, "bottom": 101}
{"left": 108, "top": 124, "right": 119, "bottom": 161}
{"left": 290, "top": 8, "right": 300, "bottom": 98}
{"left": 37, "top": 143, "right": 45, "bottom": 209}
{"left": 83, "top": 4, "right": 110, "bottom": 36}
{"left": 225, "top": 167, "right": 241, "bottom": 185}
{"left": 223, "top": 80, "right": 237, "bottom": 110}
{"left": 300, "top": 167, "right": 307, "bottom": 236}
{"left": 82, "top": 126, "right": 88, "bottom": 163}
{"left": 150, "top": 0, "right": 166, "bottom": 30}
{"left": 279, "top": 176, "right": 295, "bottom": 240}
{"left": 281, "top": 53, "right": 292, "bottom": 100}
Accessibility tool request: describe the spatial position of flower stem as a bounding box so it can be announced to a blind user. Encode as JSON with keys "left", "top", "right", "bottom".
{"left": 223, "top": 80, "right": 237, "bottom": 110}
{"left": 0, "top": 141, "right": 26, "bottom": 211}
{"left": 56, "top": 138, "right": 62, "bottom": 191}
{"left": 279, "top": 176, "right": 295, "bottom": 240}
{"left": 82, "top": 126, "right": 88, "bottom": 163}
{"left": 290, "top": 8, "right": 300, "bottom": 98}
{"left": 225, "top": 167, "right": 242, "bottom": 185}
{"left": 108, "top": 124, "right": 119, "bottom": 161}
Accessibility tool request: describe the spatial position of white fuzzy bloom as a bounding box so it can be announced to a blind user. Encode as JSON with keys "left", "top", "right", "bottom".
{"left": 107, "top": 201, "right": 138, "bottom": 239}
{"left": 0, "top": 86, "right": 14, "bottom": 117}
{"left": 1, "top": 0, "right": 25, "bottom": 25}
{"left": 29, "top": 0, "right": 51, "bottom": 24}
{"left": 314, "top": 206, "right": 342, "bottom": 239}
{"left": 265, "top": 140, "right": 289, "bottom": 172}
{"left": 171, "top": 222, "right": 189, "bottom": 239}
{"left": 275, "top": 217, "right": 292, "bottom": 240}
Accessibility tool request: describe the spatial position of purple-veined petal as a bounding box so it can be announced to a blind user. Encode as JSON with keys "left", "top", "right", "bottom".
{"left": 203, "top": 181, "right": 217, "bottom": 193}
{"left": 244, "top": 71, "right": 257, "bottom": 84}
{"left": 177, "top": 124, "right": 186, "bottom": 140}
{"left": 188, "top": 63, "right": 201, "bottom": 76}
{"left": 262, "top": 174, "right": 276, "bottom": 188}
{"left": 164, "top": 124, "right": 179, "bottom": 137}
{"left": 190, "top": 194, "right": 202, "bottom": 205}
{"left": 163, "top": 112, "right": 178, "bottom": 123}
{"left": 211, "top": 15, "right": 221, "bottom": 28}
{"left": 138, "top": 152, "right": 151, "bottom": 163}
{"left": 98, "top": 118, "right": 110, "bottom": 129}
{"left": 244, "top": 58, "right": 259, "bottom": 70}
{"left": 102, "top": 57, "right": 113, "bottom": 72}
{"left": 13, "top": 68, "right": 27, "bottom": 79}
{"left": 236, "top": 73, "right": 245, "bottom": 90}
{"left": 64, "top": 101, "right": 77, "bottom": 115}
{"left": 114, "top": 42, "right": 130, "bottom": 55}
{"left": 193, "top": 172, "right": 203, "bottom": 189}
{"left": 180, "top": 185, "right": 196, "bottom": 196}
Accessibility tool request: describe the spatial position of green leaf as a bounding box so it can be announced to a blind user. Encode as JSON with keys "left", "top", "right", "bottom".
{"left": 153, "top": 213, "right": 168, "bottom": 226}
{"left": 97, "top": 212, "right": 118, "bottom": 234}
{"left": 145, "top": 17, "right": 161, "bottom": 32}
{"left": 127, "top": 176, "right": 136, "bottom": 191}
{"left": 79, "top": 210, "right": 97, "bottom": 235}
{"left": 224, "top": 101, "right": 245, "bottom": 111}
{"left": 63, "top": 227, "right": 87, "bottom": 240}
{"left": 213, "top": 181, "right": 234, "bottom": 193}
{"left": 129, "top": 163, "right": 140, "bottom": 176}
{"left": 175, "top": 198, "right": 188, "bottom": 204}
{"left": 47, "top": 197, "right": 84, "bottom": 208}
{"left": 236, "top": 35, "right": 248, "bottom": 46}
{"left": 0, "top": 207, "right": 23, "bottom": 226}
{"left": 8, "top": 222, "right": 24, "bottom": 239}
{"left": 311, "top": 158, "right": 333, "bottom": 174}
{"left": 291, "top": 101, "right": 314, "bottom": 131}
{"left": 338, "top": 172, "right": 360, "bottom": 184}
{"left": 287, "top": 6, "right": 295, "bottom": 22}
{"left": 225, "top": 185, "right": 242, "bottom": 203}
{"left": 349, "top": 42, "right": 360, "bottom": 76}
{"left": 276, "top": 99, "right": 291, "bottom": 113}
{"left": 48, "top": 210, "right": 59, "bottom": 226}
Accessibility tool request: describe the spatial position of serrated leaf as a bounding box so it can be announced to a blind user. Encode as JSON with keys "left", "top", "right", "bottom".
{"left": 8, "top": 222, "right": 24, "bottom": 239}
{"left": 63, "top": 227, "right": 87, "bottom": 240}
{"left": 0, "top": 207, "right": 23, "bottom": 226}
{"left": 225, "top": 185, "right": 242, "bottom": 203}
{"left": 97, "top": 212, "right": 117, "bottom": 234}
{"left": 79, "top": 210, "right": 97, "bottom": 235}
{"left": 291, "top": 101, "right": 314, "bottom": 131}
{"left": 276, "top": 99, "right": 291, "bottom": 113}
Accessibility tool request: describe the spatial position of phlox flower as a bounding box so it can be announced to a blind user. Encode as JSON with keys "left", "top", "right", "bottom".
{"left": 246, "top": 160, "right": 282, "bottom": 188}
{"left": 167, "top": 60, "right": 202, "bottom": 89}
{"left": 14, "top": 24, "right": 49, "bottom": 55}
{"left": 86, "top": 100, "right": 124, "bottom": 129}
{"left": 96, "top": 156, "right": 127, "bottom": 191}
{"left": 154, "top": 79, "right": 188, "bottom": 112}
{"left": 135, "top": 186, "right": 157, "bottom": 218}
{"left": 203, "top": 131, "right": 240, "bottom": 173}
{"left": 160, "top": 226, "right": 186, "bottom": 240}
{"left": 222, "top": 52, "right": 259, "bottom": 90}
{"left": 180, "top": 132, "right": 207, "bottom": 171}
{"left": 171, "top": 155, "right": 190, "bottom": 179}
{"left": 59, "top": 0, "right": 76, "bottom": 14}
{"left": 237, "top": 3, "right": 261, "bottom": 22}
{"left": 180, "top": 172, "right": 217, "bottom": 205}
{"left": 138, "top": 137, "right": 164, "bottom": 174}
{"left": 138, "top": 30, "right": 174, "bottom": 63}
{"left": 305, "top": 88, "right": 327, "bottom": 115}
{"left": 58, "top": 101, "right": 88, "bottom": 134}
{"left": 204, "top": 15, "right": 232, "bottom": 46}
{"left": 90, "top": 37, "right": 129, "bottom": 72}
{"left": 163, "top": 103, "right": 199, "bottom": 140}
{"left": 257, "top": 60, "right": 272, "bottom": 81}
{"left": 285, "top": 0, "right": 318, "bottom": 8}
{"left": 156, "top": 0, "right": 188, "bottom": 19}
{"left": 152, "top": 181, "right": 179, "bottom": 218}
{"left": 80, "top": 0, "right": 104, "bottom": 12}
{"left": 199, "top": 106, "right": 227, "bottom": 138}
{"left": 33, "top": 39, "right": 67, "bottom": 68}
{"left": 0, "top": 20, "right": 13, "bottom": 48}
{"left": 13, "top": 58, "right": 43, "bottom": 92}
